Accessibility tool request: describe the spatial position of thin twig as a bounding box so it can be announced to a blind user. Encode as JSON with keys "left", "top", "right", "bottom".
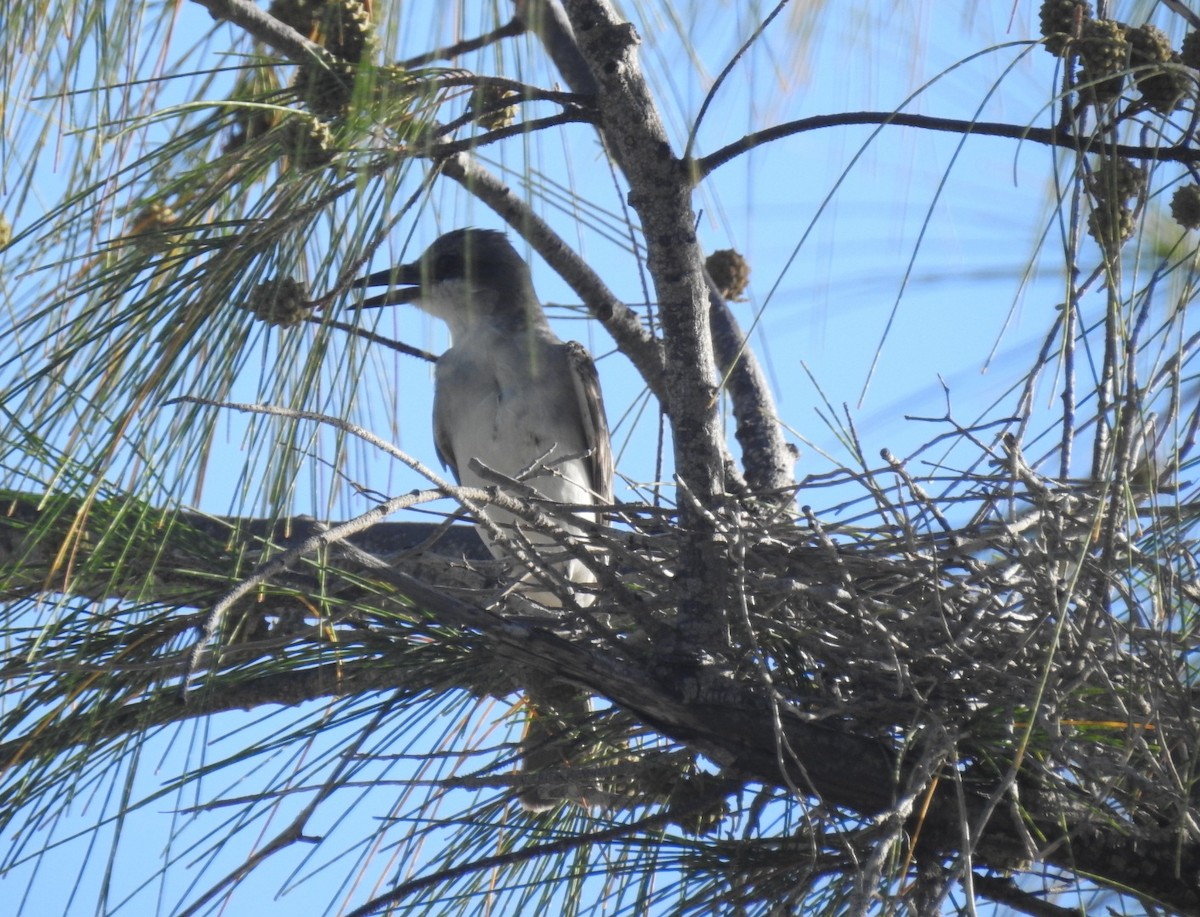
{"left": 311, "top": 316, "right": 438, "bottom": 362}
{"left": 683, "top": 0, "right": 790, "bottom": 161}
{"left": 399, "top": 16, "right": 526, "bottom": 69}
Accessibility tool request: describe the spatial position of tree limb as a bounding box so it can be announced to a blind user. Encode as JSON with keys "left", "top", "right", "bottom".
{"left": 527, "top": 0, "right": 793, "bottom": 503}
{"left": 188, "top": 0, "right": 331, "bottom": 65}
{"left": 707, "top": 283, "right": 796, "bottom": 497}
{"left": 693, "top": 110, "right": 1200, "bottom": 181}
{"left": 514, "top": 0, "right": 598, "bottom": 96}
{"left": 4, "top": 475, "right": 1200, "bottom": 912}
{"left": 561, "top": 0, "right": 732, "bottom": 656}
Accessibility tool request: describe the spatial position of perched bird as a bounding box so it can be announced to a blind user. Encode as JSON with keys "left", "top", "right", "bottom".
{"left": 353, "top": 228, "right": 613, "bottom": 810}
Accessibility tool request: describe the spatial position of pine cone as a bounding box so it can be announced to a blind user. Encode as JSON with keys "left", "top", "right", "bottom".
{"left": 246, "top": 277, "right": 313, "bottom": 327}
{"left": 1087, "top": 201, "right": 1135, "bottom": 251}
{"left": 1088, "top": 158, "right": 1144, "bottom": 203}
{"left": 1128, "top": 24, "right": 1190, "bottom": 113}
{"left": 293, "top": 60, "right": 357, "bottom": 118}
{"left": 706, "top": 249, "right": 751, "bottom": 301}
{"left": 1077, "top": 19, "right": 1129, "bottom": 103}
{"left": 1170, "top": 184, "right": 1200, "bottom": 230}
{"left": 1181, "top": 30, "right": 1200, "bottom": 70}
{"left": 282, "top": 116, "right": 335, "bottom": 169}
{"left": 1039, "top": 0, "right": 1093, "bottom": 57}
{"left": 320, "top": 0, "right": 374, "bottom": 64}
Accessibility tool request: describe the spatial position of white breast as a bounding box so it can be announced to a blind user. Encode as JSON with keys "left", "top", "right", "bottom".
{"left": 434, "top": 328, "right": 598, "bottom": 603}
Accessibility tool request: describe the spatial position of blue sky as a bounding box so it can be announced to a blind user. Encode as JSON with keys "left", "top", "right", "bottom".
{"left": 2, "top": 1, "right": 1191, "bottom": 914}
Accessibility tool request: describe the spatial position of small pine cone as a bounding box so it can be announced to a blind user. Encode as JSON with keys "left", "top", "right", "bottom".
{"left": 469, "top": 85, "right": 518, "bottom": 131}
{"left": 0, "top": 212, "right": 11, "bottom": 248}
{"left": 1127, "top": 24, "right": 1190, "bottom": 112}
{"left": 246, "top": 277, "right": 312, "bottom": 327}
{"left": 283, "top": 116, "right": 335, "bottom": 169}
{"left": 1128, "top": 23, "right": 1172, "bottom": 68}
{"left": 1078, "top": 19, "right": 1129, "bottom": 103}
{"left": 321, "top": 0, "right": 374, "bottom": 64}
{"left": 706, "top": 249, "right": 751, "bottom": 301}
{"left": 267, "top": 0, "right": 321, "bottom": 36}
{"left": 1182, "top": 31, "right": 1200, "bottom": 70}
{"left": 1170, "top": 183, "right": 1200, "bottom": 230}
{"left": 294, "top": 60, "right": 357, "bottom": 118}
{"left": 1039, "top": 0, "right": 1093, "bottom": 57}
{"left": 130, "top": 201, "right": 179, "bottom": 252}
{"left": 1137, "top": 58, "right": 1193, "bottom": 114}
{"left": 1087, "top": 201, "right": 1135, "bottom": 250}
{"left": 225, "top": 106, "right": 283, "bottom": 153}
{"left": 1088, "top": 157, "right": 1144, "bottom": 203}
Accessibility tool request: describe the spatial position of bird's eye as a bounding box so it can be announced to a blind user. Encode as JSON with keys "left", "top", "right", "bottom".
{"left": 432, "top": 253, "right": 461, "bottom": 281}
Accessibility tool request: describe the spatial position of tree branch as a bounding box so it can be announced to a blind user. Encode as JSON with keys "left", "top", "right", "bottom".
{"left": 0, "top": 660, "right": 410, "bottom": 774}
{"left": 514, "top": 0, "right": 598, "bottom": 96}
{"left": 4, "top": 473, "right": 1200, "bottom": 911}
{"left": 426, "top": 110, "right": 598, "bottom": 156}
{"left": 561, "top": 0, "right": 732, "bottom": 655}
{"left": 563, "top": 0, "right": 724, "bottom": 504}
{"left": 400, "top": 16, "right": 526, "bottom": 69}
{"left": 188, "top": 0, "right": 331, "bottom": 65}
{"left": 970, "top": 873, "right": 1089, "bottom": 917}
{"left": 707, "top": 284, "right": 796, "bottom": 497}
{"left": 528, "top": 0, "right": 793, "bottom": 505}
{"left": 694, "top": 110, "right": 1200, "bottom": 182}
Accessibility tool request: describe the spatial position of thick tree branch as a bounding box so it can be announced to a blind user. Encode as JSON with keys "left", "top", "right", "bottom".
{"left": 562, "top": 0, "right": 724, "bottom": 505}
{"left": 0, "top": 489, "right": 492, "bottom": 604}
{"left": 514, "top": 0, "right": 598, "bottom": 96}
{"left": 0, "top": 488, "right": 897, "bottom": 816}
{"left": 4, "top": 470, "right": 1200, "bottom": 912}
{"left": 0, "top": 659, "right": 409, "bottom": 773}
{"left": 526, "top": 0, "right": 793, "bottom": 502}
{"left": 707, "top": 284, "right": 796, "bottom": 497}
{"left": 373, "top": 562, "right": 900, "bottom": 815}
{"left": 561, "top": 0, "right": 733, "bottom": 655}
{"left": 188, "top": 0, "right": 330, "bottom": 65}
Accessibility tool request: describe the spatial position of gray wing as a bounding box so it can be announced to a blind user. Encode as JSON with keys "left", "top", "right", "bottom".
{"left": 432, "top": 372, "right": 461, "bottom": 484}
{"left": 565, "top": 341, "right": 613, "bottom": 505}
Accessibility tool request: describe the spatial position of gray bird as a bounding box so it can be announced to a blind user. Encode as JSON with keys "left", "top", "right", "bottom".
{"left": 353, "top": 228, "right": 613, "bottom": 810}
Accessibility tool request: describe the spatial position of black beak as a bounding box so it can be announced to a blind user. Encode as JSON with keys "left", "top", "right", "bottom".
{"left": 350, "top": 263, "right": 421, "bottom": 308}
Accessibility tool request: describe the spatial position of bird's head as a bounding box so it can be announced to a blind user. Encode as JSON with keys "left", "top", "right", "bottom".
{"left": 352, "top": 228, "right": 543, "bottom": 337}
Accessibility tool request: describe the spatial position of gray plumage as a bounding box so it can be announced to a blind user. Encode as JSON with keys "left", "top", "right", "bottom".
{"left": 354, "top": 228, "right": 614, "bottom": 809}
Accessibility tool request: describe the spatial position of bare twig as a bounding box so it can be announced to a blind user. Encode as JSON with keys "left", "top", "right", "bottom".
{"left": 400, "top": 16, "right": 526, "bottom": 69}
{"left": 693, "top": 111, "right": 1200, "bottom": 182}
